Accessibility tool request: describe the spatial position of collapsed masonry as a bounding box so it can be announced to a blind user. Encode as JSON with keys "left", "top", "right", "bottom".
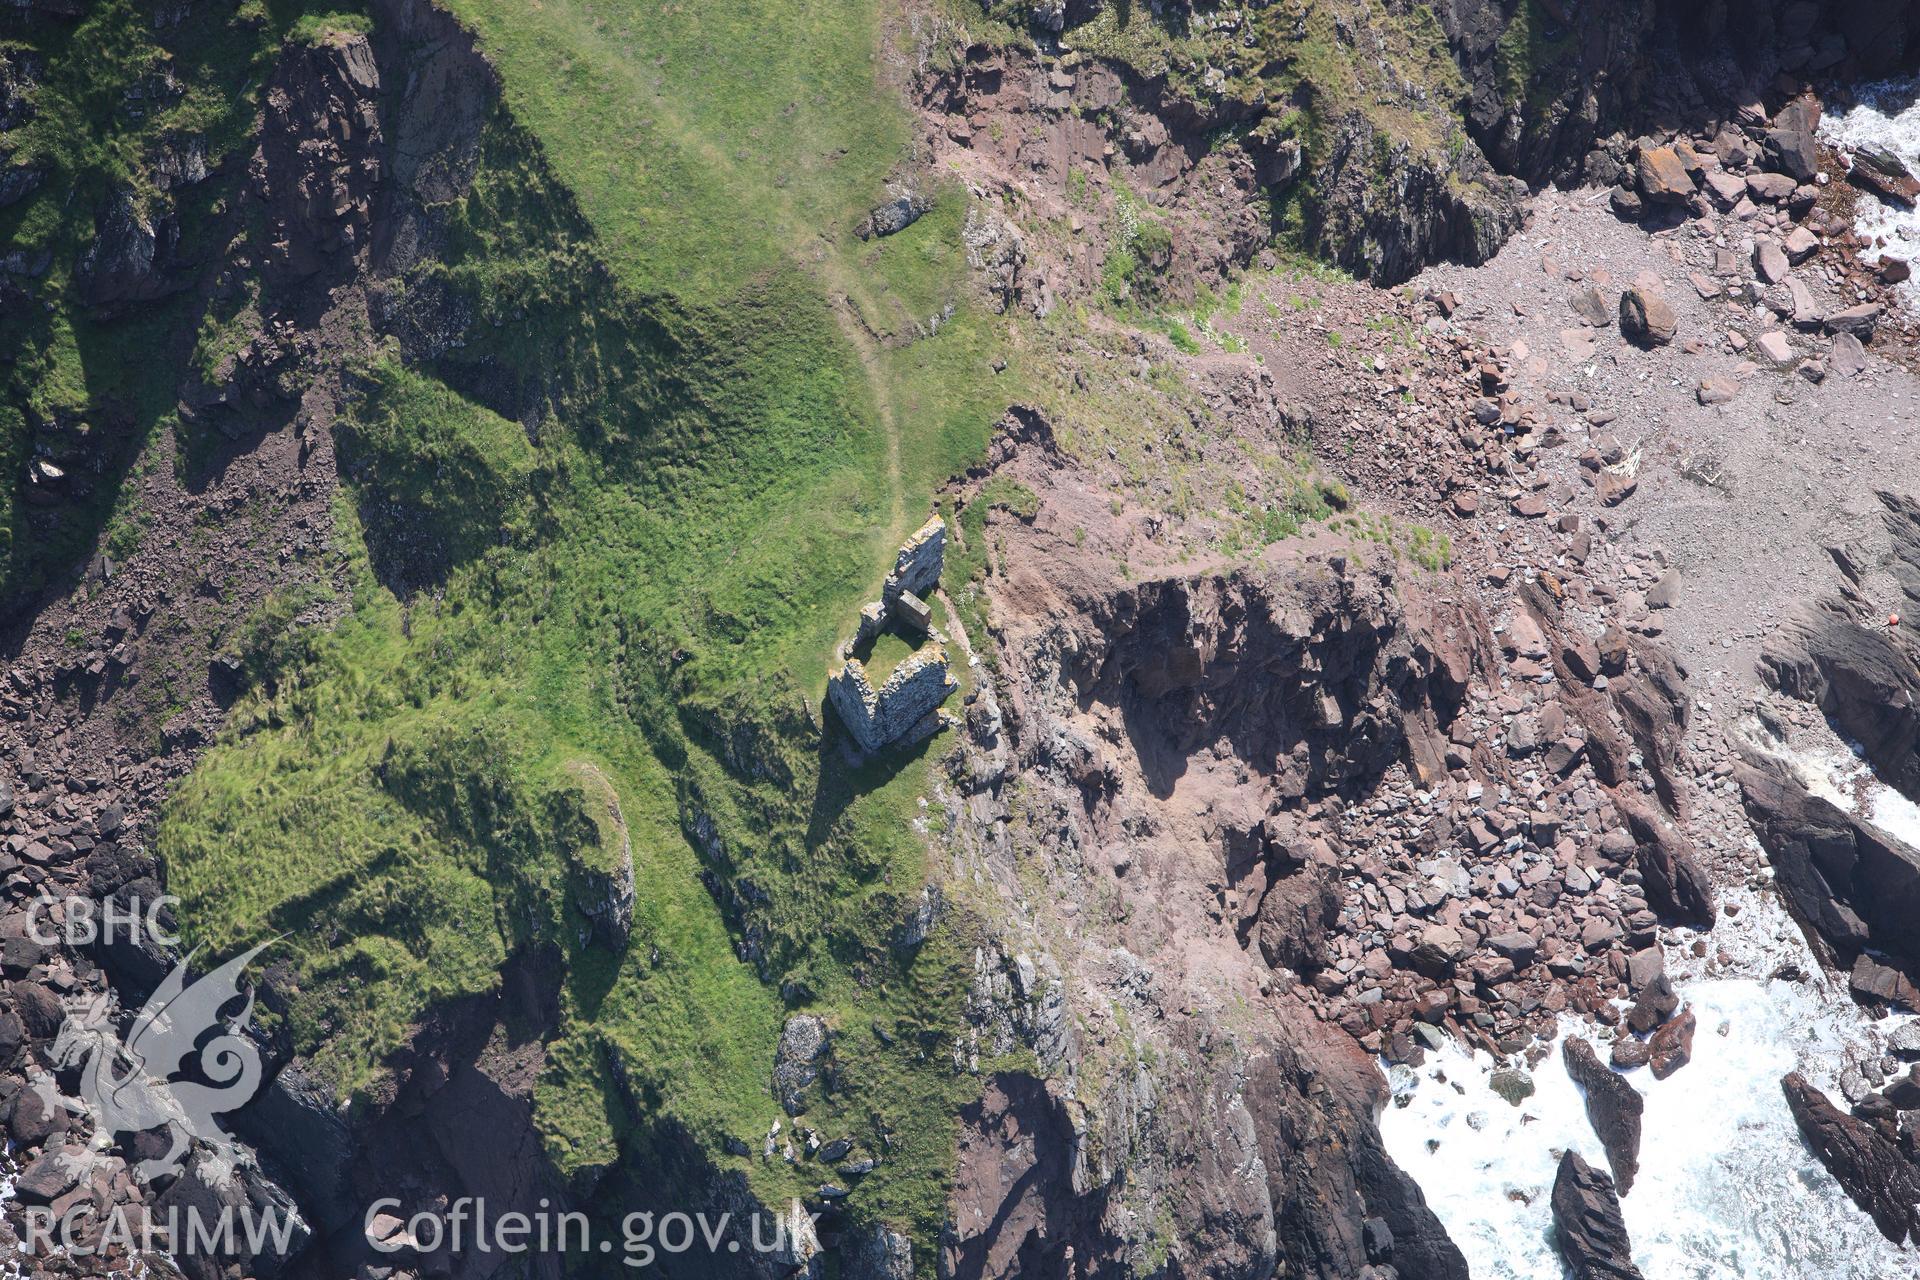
{"left": 827, "top": 516, "right": 958, "bottom": 752}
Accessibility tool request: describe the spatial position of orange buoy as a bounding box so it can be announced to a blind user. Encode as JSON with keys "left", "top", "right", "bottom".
{"left": 1892, "top": 613, "right": 1903, "bottom": 628}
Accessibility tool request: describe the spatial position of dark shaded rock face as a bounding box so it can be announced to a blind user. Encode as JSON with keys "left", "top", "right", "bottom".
{"left": 943, "top": 1073, "right": 1114, "bottom": 1279}
{"left": 1249, "top": 1037, "right": 1470, "bottom": 1280}
{"left": 251, "top": 32, "right": 383, "bottom": 284}
{"left": 944, "top": 1055, "right": 1471, "bottom": 1280}
{"left": 72, "top": 188, "right": 187, "bottom": 311}
{"left": 1550, "top": 1152, "right": 1647, "bottom": 1280}
{"left": 1438, "top": 0, "right": 1919, "bottom": 193}
{"left": 1783, "top": 1072, "right": 1920, "bottom": 1244}
{"left": 1736, "top": 751, "right": 1920, "bottom": 981}
{"left": 1309, "top": 111, "right": 1527, "bottom": 286}
{"left": 1764, "top": 607, "right": 1920, "bottom": 801}
{"left": 1614, "top": 794, "right": 1715, "bottom": 927}
{"left": 1764, "top": 493, "right": 1920, "bottom": 804}
{"left": 1068, "top": 563, "right": 1469, "bottom": 804}
{"left": 1564, "top": 1037, "right": 1644, "bottom": 1194}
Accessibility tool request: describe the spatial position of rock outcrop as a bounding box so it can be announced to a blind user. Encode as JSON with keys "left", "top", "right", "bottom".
{"left": 1614, "top": 794, "right": 1716, "bottom": 927}
{"left": 72, "top": 188, "right": 188, "bottom": 311}
{"left": 1551, "top": 1152, "right": 1647, "bottom": 1280}
{"left": 773, "top": 1014, "right": 831, "bottom": 1116}
{"left": 1783, "top": 1071, "right": 1920, "bottom": 1244}
{"left": 251, "top": 31, "right": 383, "bottom": 284}
{"left": 1764, "top": 605, "right": 1920, "bottom": 803}
{"left": 1736, "top": 750, "right": 1920, "bottom": 982}
{"left": 1441, "top": 0, "right": 1918, "bottom": 195}
{"left": 930, "top": 415, "right": 1473, "bottom": 1280}
{"left": 1763, "top": 492, "right": 1920, "bottom": 804}
{"left": 1564, "top": 1037, "right": 1644, "bottom": 1194}
{"left": 565, "top": 763, "right": 636, "bottom": 953}
{"left": 1309, "top": 110, "right": 1527, "bottom": 286}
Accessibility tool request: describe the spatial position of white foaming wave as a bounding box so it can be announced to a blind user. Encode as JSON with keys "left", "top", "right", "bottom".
{"left": 1380, "top": 886, "right": 1919, "bottom": 1279}
{"left": 1823, "top": 78, "right": 1920, "bottom": 304}
{"left": 1795, "top": 740, "right": 1920, "bottom": 852}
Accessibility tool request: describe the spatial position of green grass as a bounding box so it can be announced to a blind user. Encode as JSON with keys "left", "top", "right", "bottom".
{"left": 859, "top": 628, "right": 926, "bottom": 688}
{"left": 288, "top": 10, "right": 373, "bottom": 43}
{"left": 151, "top": 1, "right": 1026, "bottom": 1265}
{"left": 440, "top": 0, "right": 911, "bottom": 305}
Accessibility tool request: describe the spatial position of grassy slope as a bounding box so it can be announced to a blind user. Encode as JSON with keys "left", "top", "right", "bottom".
{"left": 156, "top": 0, "right": 1023, "bottom": 1258}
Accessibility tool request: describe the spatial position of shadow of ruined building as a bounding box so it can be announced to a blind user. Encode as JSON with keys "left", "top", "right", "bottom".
{"left": 828, "top": 516, "right": 959, "bottom": 753}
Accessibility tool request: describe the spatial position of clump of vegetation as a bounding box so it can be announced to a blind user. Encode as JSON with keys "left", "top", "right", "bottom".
{"left": 333, "top": 360, "right": 537, "bottom": 584}
{"left": 1327, "top": 511, "right": 1453, "bottom": 570}
{"left": 1102, "top": 189, "right": 1173, "bottom": 305}
{"left": 1492, "top": 0, "right": 1577, "bottom": 111}
{"left": 288, "top": 10, "right": 374, "bottom": 43}
{"left": 1218, "top": 467, "right": 1347, "bottom": 557}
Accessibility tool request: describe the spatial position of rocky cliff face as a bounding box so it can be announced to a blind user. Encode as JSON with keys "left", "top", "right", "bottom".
{"left": 1736, "top": 752, "right": 1920, "bottom": 985}
{"left": 955, "top": 0, "right": 1919, "bottom": 288}
{"left": 930, "top": 412, "right": 1473, "bottom": 1278}
{"left": 1762, "top": 491, "right": 1920, "bottom": 804}
{"left": 1746, "top": 489, "right": 1920, "bottom": 996}
{"left": 1440, "top": 0, "right": 1916, "bottom": 191}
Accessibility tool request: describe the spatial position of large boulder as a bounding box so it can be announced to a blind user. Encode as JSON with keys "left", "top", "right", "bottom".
{"left": 1648, "top": 1006, "right": 1696, "bottom": 1079}
{"left": 1618, "top": 289, "right": 1677, "bottom": 347}
{"left": 858, "top": 191, "right": 929, "bottom": 239}
{"left": 1550, "top": 1152, "right": 1646, "bottom": 1280}
{"left": 1849, "top": 144, "right": 1920, "bottom": 207}
{"left": 1564, "top": 1037, "right": 1645, "bottom": 1194}
{"left": 1626, "top": 972, "right": 1680, "bottom": 1034}
{"left": 1783, "top": 1072, "right": 1920, "bottom": 1244}
{"left": 1736, "top": 751, "right": 1920, "bottom": 980}
{"left": 1254, "top": 861, "right": 1340, "bottom": 973}
{"left": 1635, "top": 146, "right": 1693, "bottom": 203}
{"left": 774, "top": 1014, "right": 831, "bottom": 1115}
{"left": 1768, "top": 98, "right": 1821, "bottom": 184}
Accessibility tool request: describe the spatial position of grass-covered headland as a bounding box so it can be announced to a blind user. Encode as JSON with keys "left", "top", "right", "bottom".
{"left": 145, "top": 0, "right": 1026, "bottom": 1260}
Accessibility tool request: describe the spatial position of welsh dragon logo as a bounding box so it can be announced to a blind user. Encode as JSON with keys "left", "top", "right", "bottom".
{"left": 26, "top": 944, "right": 272, "bottom": 1187}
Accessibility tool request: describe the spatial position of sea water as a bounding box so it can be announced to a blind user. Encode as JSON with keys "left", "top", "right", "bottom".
{"left": 1380, "top": 833, "right": 1919, "bottom": 1278}
{"left": 1824, "top": 79, "right": 1920, "bottom": 303}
